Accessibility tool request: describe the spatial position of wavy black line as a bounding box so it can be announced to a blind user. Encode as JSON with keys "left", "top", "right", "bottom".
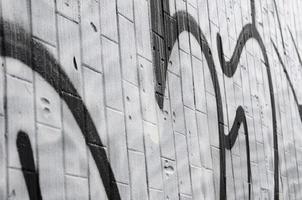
{"left": 0, "top": 21, "right": 120, "bottom": 200}
{"left": 151, "top": 0, "right": 279, "bottom": 199}
{"left": 270, "top": 3, "right": 302, "bottom": 123}
{"left": 271, "top": 40, "right": 302, "bottom": 122}
{"left": 225, "top": 106, "right": 251, "bottom": 199}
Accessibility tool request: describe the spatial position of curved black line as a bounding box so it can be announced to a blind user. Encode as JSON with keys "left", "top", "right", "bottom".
{"left": 225, "top": 106, "right": 251, "bottom": 199}
{"left": 216, "top": 24, "right": 257, "bottom": 78}
{"left": 271, "top": 40, "right": 302, "bottom": 122}
{"left": 273, "top": 0, "right": 286, "bottom": 53}
{"left": 288, "top": 27, "right": 302, "bottom": 67}
{"left": 225, "top": 107, "right": 248, "bottom": 150}
{"left": 217, "top": 18, "right": 279, "bottom": 200}
{"left": 270, "top": 5, "right": 302, "bottom": 123}
{"left": 152, "top": 0, "right": 279, "bottom": 198}
{"left": 1, "top": 21, "right": 120, "bottom": 200}
{"left": 16, "top": 131, "right": 42, "bottom": 200}
{"left": 171, "top": 11, "right": 227, "bottom": 199}
{"left": 287, "top": 29, "right": 302, "bottom": 120}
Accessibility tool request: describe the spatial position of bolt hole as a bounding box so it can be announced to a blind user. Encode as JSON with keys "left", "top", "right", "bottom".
{"left": 73, "top": 57, "right": 78, "bottom": 70}
{"left": 41, "top": 97, "right": 50, "bottom": 105}
{"left": 90, "top": 22, "right": 97, "bottom": 32}
{"left": 43, "top": 107, "right": 51, "bottom": 114}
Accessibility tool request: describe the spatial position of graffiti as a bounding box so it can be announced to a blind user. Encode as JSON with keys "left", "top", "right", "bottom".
{"left": 16, "top": 131, "right": 42, "bottom": 200}
{"left": 0, "top": 21, "right": 121, "bottom": 200}
{"left": 1, "top": 0, "right": 302, "bottom": 199}
{"left": 151, "top": 0, "right": 278, "bottom": 199}
{"left": 272, "top": 38, "right": 302, "bottom": 122}
{"left": 271, "top": 0, "right": 302, "bottom": 122}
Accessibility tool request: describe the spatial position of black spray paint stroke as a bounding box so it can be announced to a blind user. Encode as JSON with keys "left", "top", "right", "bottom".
{"left": 287, "top": 27, "right": 302, "bottom": 67}
{"left": 288, "top": 27, "right": 302, "bottom": 67}
{"left": 151, "top": 0, "right": 278, "bottom": 199}
{"left": 0, "top": 22, "right": 121, "bottom": 200}
{"left": 270, "top": 0, "right": 302, "bottom": 122}
{"left": 16, "top": 131, "right": 42, "bottom": 200}
{"left": 216, "top": 15, "right": 278, "bottom": 200}
{"left": 271, "top": 40, "right": 302, "bottom": 122}
{"left": 272, "top": 0, "right": 286, "bottom": 54}
{"left": 225, "top": 106, "right": 251, "bottom": 200}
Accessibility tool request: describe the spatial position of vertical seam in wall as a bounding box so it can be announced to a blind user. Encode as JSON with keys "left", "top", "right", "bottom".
{"left": 131, "top": 0, "right": 151, "bottom": 198}
{"left": 157, "top": 0, "right": 173, "bottom": 197}
{"left": 98, "top": 1, "right": 113, "bottom": 198}
{"left": 76, "top": 0, "right": 92, "bottom": 198}
{"left": 170, "top": 0, "right": 182, "bottom": 196}
{"left": 177, "top": 1, "right": 194, "bottom": 196}
{"left": 282, "top": 55, "right": 300, "bottom": 188}
{"left": 187, "top": 6, "right": 208, "bottom": 195}
{"left": 28, "top": 0, "right": 40, "bottom": 180}
{"left": 195, "top": 0, "right": 212, "bottom": 178}
{"left": 0, "top": 0, "right": 8, "bottom": 197}
{"left": 115, "top": 0, "right": 131, "bottom": 190}
{"left": 54, "top": 0, "right": 67, "bottom": 198}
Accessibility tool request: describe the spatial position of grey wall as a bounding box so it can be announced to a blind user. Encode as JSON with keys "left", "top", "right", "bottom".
{"left": 1, "top": 0, "right": 302, "bottom": 199}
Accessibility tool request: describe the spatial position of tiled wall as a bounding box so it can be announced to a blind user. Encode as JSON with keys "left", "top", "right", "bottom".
{"left": 1, "top": 0, "right": 302, "bottom": 199}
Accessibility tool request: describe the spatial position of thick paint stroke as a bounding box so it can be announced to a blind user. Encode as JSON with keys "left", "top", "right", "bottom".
{"left": 226, "top": 106, "right": 251, "bottom": 199}
{"left": 216, "top": 19, "right": 278, "bottom": 200}
{"left": 0, "top": 21, "right": 121, "bottom": 200}
{"left": 16, "top": 131, "right": 42, "bottom": 200}
{"left": 150, "top": 0, "right": 279, "bottom": 199}
{"left": 0, "top": 0, "right": 286, "bottom": 199}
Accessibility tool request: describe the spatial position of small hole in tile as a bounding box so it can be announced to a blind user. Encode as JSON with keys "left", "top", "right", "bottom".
{"left": 73, "top": 57, "right": 78, "bottom": 70}
{"left": 64, "top": 0, "right": 70, "bottom": 7}
{"left": 9, "top": 189, "right": 16, "bottom": 197}
{"left": 40, "top": 97, "right": 50, "bottom": 105}
{"left": 90, "top": 22, "right": 98, "bottom": 32}
{"left": 43, "top": 107, "right": 51, "bottom": 114}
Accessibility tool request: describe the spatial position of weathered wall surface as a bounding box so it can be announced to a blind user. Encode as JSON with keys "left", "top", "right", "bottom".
{"left": 1, "top": 0, "right": 302, "bottom": 199}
